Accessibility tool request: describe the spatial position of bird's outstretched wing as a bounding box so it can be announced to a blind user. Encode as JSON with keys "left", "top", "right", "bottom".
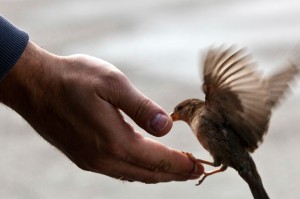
{"left": 267, "top": 62, "right": 298, "bottom": 107}
{"left": 202, "top": 46, "right": 298, "bottom": 152}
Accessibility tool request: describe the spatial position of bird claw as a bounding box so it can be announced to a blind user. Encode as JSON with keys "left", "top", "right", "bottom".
{"left": 181, "top": 151, "right": 216, "bottom": 166}
{"left": 181, "top": 151, "right": 205, "bottom": 176}
{"left": 196, "top": 165, "right": 228, "bottom": 186}
{"left": 182, "top": 151, "right": 198, "bottom": 162}
{"left": 195, "top": 173, "right": 208, "bottom": 186}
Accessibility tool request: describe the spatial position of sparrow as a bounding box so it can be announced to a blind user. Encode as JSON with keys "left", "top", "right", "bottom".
{"left": 171, "top": 45, "right": 299, "bottom": 199}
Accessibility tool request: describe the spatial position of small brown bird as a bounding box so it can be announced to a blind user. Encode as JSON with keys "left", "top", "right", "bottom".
{"left": 171, "top": 46, "right": 299, "bottom": 199}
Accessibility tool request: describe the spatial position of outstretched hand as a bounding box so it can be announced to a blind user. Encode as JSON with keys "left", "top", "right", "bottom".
{"left": 0, "top": 41, "right": 203, "bottom": 183}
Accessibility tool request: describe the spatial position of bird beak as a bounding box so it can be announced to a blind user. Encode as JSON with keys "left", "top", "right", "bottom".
{"left": 170, "top": 112, "right": 179, "bottom": 121}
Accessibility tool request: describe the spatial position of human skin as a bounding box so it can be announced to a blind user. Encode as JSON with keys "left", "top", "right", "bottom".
{"left": 0, "top": 41, "right": 203, "bottom": 183}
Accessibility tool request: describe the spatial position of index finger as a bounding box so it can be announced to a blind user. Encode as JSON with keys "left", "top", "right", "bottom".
{"left": 126, "top": 135, "right": 204, "bottom": 178}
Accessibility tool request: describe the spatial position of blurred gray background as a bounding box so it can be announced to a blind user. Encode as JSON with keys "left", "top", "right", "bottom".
{"left": 1, "top": 0, "right": 300, "bottom": 198}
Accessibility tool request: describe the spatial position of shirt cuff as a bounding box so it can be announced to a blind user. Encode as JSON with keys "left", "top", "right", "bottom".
{"left": 0, "top": 15, "right": 29, "bottom": 80}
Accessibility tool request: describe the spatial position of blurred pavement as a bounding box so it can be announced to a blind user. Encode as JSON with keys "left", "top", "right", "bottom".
{"left": 1, "top": 0, "right": 300, "bottom": 198}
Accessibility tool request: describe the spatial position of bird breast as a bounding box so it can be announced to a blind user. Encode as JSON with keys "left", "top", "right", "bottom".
{"left": 190, "top": 115, "right": 210, "bottom": 151}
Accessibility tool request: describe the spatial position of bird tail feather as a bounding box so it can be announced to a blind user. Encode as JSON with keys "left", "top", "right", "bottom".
{"left": 238, "top": 154, "right": 269, "bottom": 199}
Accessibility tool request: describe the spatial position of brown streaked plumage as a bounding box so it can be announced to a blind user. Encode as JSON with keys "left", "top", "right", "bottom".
{"left": 171, "top": 46, "right": 299, "bottom": 199}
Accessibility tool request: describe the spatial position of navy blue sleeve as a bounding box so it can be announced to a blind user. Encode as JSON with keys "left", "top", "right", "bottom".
{"left": 0, "top": 15, "right": 29, "bottom": 80}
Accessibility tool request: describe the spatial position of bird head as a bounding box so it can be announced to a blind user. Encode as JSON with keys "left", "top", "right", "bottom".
{"left": 170, "top": 99, "right": 205, "bottom": 123}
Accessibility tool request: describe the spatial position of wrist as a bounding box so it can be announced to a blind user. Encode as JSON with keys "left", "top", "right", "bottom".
{"left": 0, "top": 41, "right": 61, "bottom": 117}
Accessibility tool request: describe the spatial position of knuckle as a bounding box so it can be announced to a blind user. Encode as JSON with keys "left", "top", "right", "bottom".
{"left": 151, "top": 159, "right": 171, "bottom": 172}
{"left": 104, "top": 69, "right": 128, "bottom": 87}
{"left": 101, "top": 70, "right": 129, "bottom": 103}
{"left": 134, "top": 97, "right": 152, "bottom": 120}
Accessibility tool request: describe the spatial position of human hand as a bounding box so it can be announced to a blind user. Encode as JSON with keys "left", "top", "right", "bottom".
{"left": 0, "top": 41, "right": 204, "bottom": 183}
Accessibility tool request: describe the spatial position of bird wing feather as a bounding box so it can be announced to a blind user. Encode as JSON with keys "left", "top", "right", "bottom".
{"left": 201, "top": 46, "right": 298, "bottom": 152}
{"left": 267, "top": 61, "right": 299, "bottom": 107}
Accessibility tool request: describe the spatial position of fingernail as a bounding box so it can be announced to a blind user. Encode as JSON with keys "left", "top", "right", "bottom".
{"left": 150, "top": 113, "right": 169, "bottom": 132}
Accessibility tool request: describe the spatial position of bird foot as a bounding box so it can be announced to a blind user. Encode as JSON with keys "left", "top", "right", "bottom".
{"left": 196, "top": 174, "right": 207, "bottom": 186}
{"left": 195, "top": 165, "right": 228, "bottom": 186}
{"left": 181, "top": 152, "right": 228, "bottom": 186}
{"left": 181, "top": 151, "right": 215, "bottom": 166}
{"left": 181, "top": 151, "right": 205, "bottom": 176}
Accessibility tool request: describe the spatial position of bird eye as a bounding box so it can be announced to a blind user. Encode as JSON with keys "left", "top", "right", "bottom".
{"left": 176, "top": 105, "right": 183, "bottom": 112}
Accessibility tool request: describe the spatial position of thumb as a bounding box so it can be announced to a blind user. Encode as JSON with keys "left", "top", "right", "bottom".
{"left": 106, "top": 72, "right": 172, "bottom": 136}
{"left": 121, "top": 86, "right": 173, "bottom": 136}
